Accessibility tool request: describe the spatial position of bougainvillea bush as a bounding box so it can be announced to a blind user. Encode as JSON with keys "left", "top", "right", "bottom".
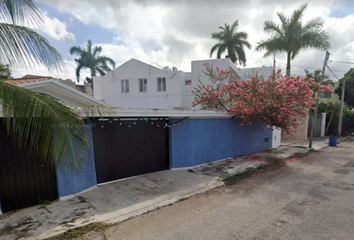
{"left": 192, "top": 64, "right": 334, "bottom": 134}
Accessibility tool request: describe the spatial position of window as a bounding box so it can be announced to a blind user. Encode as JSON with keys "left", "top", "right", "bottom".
{"left": 121, "top": 79, "right": 129, "bottom": 93}
{"left": 319, "top": 91, "right": 331, "bottom": 99}
{"left": 157, "top": 77, "right": 166, "bottom": 92}
{"left": 139, "top": 78, "right": 147, "bottom": 92}
{"left": 185, "top": 80, "right": 192, "bottom": 85}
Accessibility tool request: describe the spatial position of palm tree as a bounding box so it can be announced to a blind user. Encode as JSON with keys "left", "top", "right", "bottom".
{"left": 70, "top": 40, "right": 116, "bottom": 83}
{"left": 0, "top": 1, "right": 90, "bottom": 169}
{"left": 0, "top": 63, "right": 11, "bottom": 79}
{"left": 304, "top": 69, "right": 334, "bottom": 87}
{"left": 256, "top": 4, "right": 330, "bottom": 76}
{"left": 210, "top": 20, "right": 251, "bottom": 66}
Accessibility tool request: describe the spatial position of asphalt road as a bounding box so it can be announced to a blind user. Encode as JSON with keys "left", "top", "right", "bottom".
{"left": 85, "top": 138, "right": 354, "bottom": 240}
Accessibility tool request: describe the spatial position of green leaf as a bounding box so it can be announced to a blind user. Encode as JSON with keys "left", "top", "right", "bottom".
{"left": 0, "top": 80, "right": 90, "bottom": 170}
{"left": 0, "top": 23, "right": 64, "bottom": 69}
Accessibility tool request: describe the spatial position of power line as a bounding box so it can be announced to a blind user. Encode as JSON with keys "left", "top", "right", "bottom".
{"left": 277, "top": 62, "right": 347, "bottom": 72}
{"left": 329, "top": 60, "right": 354, "bottom": 64}
{"left": 326, "top": 65, "right": 341, "bottom": 81}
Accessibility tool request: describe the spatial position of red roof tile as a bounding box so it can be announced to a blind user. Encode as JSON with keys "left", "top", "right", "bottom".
{"left": 2, "top": 77, "right": 53, "bottom": 85}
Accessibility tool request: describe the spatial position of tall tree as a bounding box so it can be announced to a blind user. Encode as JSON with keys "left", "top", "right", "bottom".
{"left": 70, "top": 40, "right": 116, "bottom": 83}
{"left": 335, "top": 68, "right": 354, "bottom": 108}
{"left": 0, "top": 0, "right": 90, "bottom": 169}
{"left": 256, "top": 4, "right": 330, "bottom": 76}
{"left": 0, "top": 63, "right": 11, "bottom": 79}
{"left": 304, "top": 69, "right": 334, "bottom": 87}
{"left": 210, "top": 20, "right": 251, "bottom": 66}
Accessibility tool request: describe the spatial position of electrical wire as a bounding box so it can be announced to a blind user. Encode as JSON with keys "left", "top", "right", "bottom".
{"left": 326, "top": 65, "right": 341, "bottom": 81}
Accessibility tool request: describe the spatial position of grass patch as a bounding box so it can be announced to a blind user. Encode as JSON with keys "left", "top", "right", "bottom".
{"left": 223, "top": 155, "right": 286, "bottom": 186}
{"left": 293, "top": 152, "right": 306, "bottom": 159}
{"left": 223, "top": 167, "right": 259, "bottom": 185}
{"left": 265, "top": 155, "right": 285, "bottom": 166}
{"left": 47, "top": 222, "right": 107, "bottom": 240}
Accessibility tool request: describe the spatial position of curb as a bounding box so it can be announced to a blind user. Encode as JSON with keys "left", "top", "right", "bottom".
{"left": 38, "top": 180, "right": 224, "bottom": 240}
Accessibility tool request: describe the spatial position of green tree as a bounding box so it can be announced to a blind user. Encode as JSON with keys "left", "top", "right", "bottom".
{"left": 0, "top": 63, "right": 11, "bottom": 79}
{"left": 0, "top": 0, "right": 89, "bottom": 169}
{"left": 256, "top": 4, "right": 330, "bottom": 76}
{"left": 70, "top": 39, "right": 116, "bottom": 82}
{"left": 210, "top": 20, "right": 251, "bottom": 66}
{"left": 335, "top": 68, "right": 354, "bottom": 108}
{"left": 304, "top": 69, "right": 333, "bottom": 87}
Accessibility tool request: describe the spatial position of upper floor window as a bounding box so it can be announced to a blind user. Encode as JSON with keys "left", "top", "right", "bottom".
{"left": 157, "top": 77, "right": 166, "bottom": 92}
{"left": 121, "top": 79, "right": 129, "bottom": 93}
{"left": 185, "top": 80, "right": 192, "bottom": 85}
{"left": 319, "top": 91, "right": 331, "bottom": 99}
{"left": 139, "top": 78, "right": 147, "bottom": 92}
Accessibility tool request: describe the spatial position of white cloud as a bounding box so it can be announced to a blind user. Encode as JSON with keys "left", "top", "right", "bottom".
{"left": 37, "top": 0, "right": 354, "bottom": 81}
{"left": 31, "top": 12, "right": 75, "bottom": 41}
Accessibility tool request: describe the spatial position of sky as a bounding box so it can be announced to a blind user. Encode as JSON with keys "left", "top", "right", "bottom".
{"left": 11, "top": 0, "right": 354, "bottom": 82}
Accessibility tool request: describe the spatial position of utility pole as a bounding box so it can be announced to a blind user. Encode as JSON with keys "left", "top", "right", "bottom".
{"left": 273, "top": 53, "right": 276, "bottom": 80}
{"left": 309, "top": 51, "right": 330, "bottom": 148}
{"left": 338, "top": 79, "right": 346, "bottom": 137}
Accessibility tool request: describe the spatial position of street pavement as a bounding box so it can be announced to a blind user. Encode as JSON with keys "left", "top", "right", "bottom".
{"left": 85, "top": 138, "right": 354, "bottom": 240}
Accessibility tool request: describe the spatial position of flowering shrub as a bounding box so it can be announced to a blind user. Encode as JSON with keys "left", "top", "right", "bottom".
{"left": 192, "top": 64, "right": 334, "bottom": 134}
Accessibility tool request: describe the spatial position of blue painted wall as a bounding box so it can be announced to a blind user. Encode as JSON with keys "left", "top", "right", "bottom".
{"left": 169, "top": 118, "right": 272, "bottom": 168}
{"left": 56, "top": 120, "right": 97, "bottom": 198}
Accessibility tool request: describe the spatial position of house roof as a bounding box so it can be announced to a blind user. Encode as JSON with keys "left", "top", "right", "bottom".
{"left": 2, "top": 77, "right": 54, "bottom": 85}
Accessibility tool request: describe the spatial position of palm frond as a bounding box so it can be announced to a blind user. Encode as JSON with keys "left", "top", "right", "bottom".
{"left": 96, "top": 68, "right": 105, "bottom": 76}
{"left": 211, "top": 31, "right": 223, "bottom": 40}
{"left": 209, "top": 43, "right": 222, "bottom": 57}
{"left": 301, "top": 30, "right": 330, "bottom": 50}
{"left": 1, "top": 0, "right": 43, "bottom": 26}
{"left": 290, "top": 3, "right": 307, "bottom": 24}
{"left": 216, "top": 44, "right": 226, "bottom": 59}
{"left": 303, "top": 17, "right": 325, "bottom": 31}
{"left": 92, "top": 45, "right": 102, "bottom": 57}
{"left": 256, "top": 37, "right": 285, "bottom": 57}
{"left": 230, "top": 20, "right": 239, "bottom": 32}
{"left": 70, "top": 46, "right": 85, "bottom": 56}
{"left": 264, "top": 20, "right": 284, "bottom": 38}
{"left": 96, "top": 55, "right": 115, "bottom": 69}
{"left": 0, "top": 80, "right": 90, "bottom": 169}
{"left": 0, "top": 23, "right": 64, "bottom": 69}
{"left": 277, "top": 13, "right": 288, "bottom": 27}
{"left": 87, "top": 39, "right": 93, "bottom": 54}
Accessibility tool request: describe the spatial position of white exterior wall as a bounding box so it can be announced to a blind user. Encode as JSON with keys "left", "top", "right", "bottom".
{"left": 94, "top": 59, "right": 185, "bottom": 110}
{"left": 272, "top": 127, "right": 281, "bottom": 148}
{"left": 181, "top": 72, "right": 193, "bottom": 109}
{"left": 94, "top": 58, "right": 248, "bottom": 110}
{"left": 237, "top": 66, "right": 273, "bottom": 80}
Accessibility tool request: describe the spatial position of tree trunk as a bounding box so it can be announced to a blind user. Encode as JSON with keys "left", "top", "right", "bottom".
{"left": 286, "top": 52, "right": 291, "bottom": 76}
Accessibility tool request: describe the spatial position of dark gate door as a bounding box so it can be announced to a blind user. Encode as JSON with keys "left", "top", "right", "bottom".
{"left": 93, "top": 118, "right": 169, "bottom": 184}
{"left": 308, "top": 114, "right": 323, "bottom": 138}
{"left": 0, "top": 123, "right": 58, "bottom": 213}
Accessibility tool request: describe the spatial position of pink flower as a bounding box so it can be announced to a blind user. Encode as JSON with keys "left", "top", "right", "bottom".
{"left": 240, "top": 123, "right": 244, "bottom": 126}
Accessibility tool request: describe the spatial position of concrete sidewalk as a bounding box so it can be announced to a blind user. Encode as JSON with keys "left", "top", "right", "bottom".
{"left": 0, "top": 170, "right": 222, "bottom": 240}
{"left": 281, "top": 136, "right": 350, "bottom": 151}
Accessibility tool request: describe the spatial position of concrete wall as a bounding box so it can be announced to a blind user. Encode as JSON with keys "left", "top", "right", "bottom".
{"left": 56, "top": 120, "right": 97, "bottom": 200}
{"left": 283, "top": 115, "right": 309, "bottom": 141}
{"left": 169, "top": 118, "right": 272, "bottom": 168}
{"left": 93, "top": 58, "right": 187, "bottom": 110}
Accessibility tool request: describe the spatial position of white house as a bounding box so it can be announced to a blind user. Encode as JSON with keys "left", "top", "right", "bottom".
{"left": 93, "top": 58, "right": 273, "bottom": 110}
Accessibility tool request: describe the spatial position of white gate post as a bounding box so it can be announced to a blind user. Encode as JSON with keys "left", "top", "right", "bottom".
{"left": 321, "top": 112, "right": 326, "bottom": 137}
